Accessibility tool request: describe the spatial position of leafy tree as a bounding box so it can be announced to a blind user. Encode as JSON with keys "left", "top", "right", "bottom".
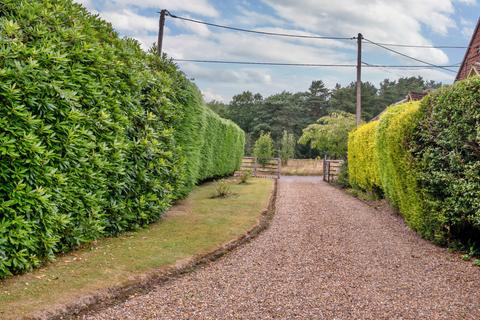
{"left": 254, "top": 132, "right": 274, "bottom": 166}
{"left": 206, "top": 100, "right": 228, "bottom": 117}
{"left": 299, "top": 112, "right": 356, "bottom": 159}
{"left": 280, "top": 130, "right": 296, "bottom": 165}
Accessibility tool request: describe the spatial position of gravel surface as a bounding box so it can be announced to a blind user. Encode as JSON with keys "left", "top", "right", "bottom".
{"left": 83, "top": 176, "right": 480, "bottom": 320}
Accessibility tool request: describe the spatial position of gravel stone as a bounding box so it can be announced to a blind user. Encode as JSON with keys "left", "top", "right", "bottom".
{"left": 83, "top": 176, "right": 480, "bottom": 320}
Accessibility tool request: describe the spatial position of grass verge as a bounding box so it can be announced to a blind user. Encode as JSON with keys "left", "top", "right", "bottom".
{"left": 0, "top": 178, "right": 274, "bottom": 319}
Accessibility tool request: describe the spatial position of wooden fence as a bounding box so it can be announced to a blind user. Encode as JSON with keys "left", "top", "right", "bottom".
{"left": 323, "top": 159, "right": 344, "bottom": 182}
{"left": 235, "top": 157, "right": 281, "bottom": 179}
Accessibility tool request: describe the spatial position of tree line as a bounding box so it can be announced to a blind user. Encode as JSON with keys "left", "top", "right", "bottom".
{"left": 208, "top": 77, "right": 441, "bottom": 158}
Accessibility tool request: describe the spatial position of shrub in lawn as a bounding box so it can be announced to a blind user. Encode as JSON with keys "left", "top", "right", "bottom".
{"left": 238, "top": 170, "right": 252, "bottom": 184}
{"left": 376, "top": 101, "right": 428, "bottom": 236}
{"left": 348, "top": 121, "right": 381, "bottom": 192}
{"left": 280, "top": 130, "right": 295, "bottom": 166}
{"left": 0, "top": 0, "right": 244, "bottom": 277}
{"left": 254, "top": 132, "right": 274, "bottom": 166}
{"left": 212, "top": 179, "right": 232, "bottom": 198}
{"left": 409, "top": 77, "right": 480, "bottom": 246}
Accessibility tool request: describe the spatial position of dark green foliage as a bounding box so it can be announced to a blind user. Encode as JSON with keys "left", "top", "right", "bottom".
{"left": 0, "top": 0, "right": 244, "bottom": 277}
{"left": 218, "top": 77, "right": 440, "bottom": 157}
{"left": 410, "top": 77, "right": 480, "bottom": 245}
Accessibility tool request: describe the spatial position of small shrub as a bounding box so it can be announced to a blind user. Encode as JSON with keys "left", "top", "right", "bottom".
{"left": 254, "top": 132, "right": 274, "bottom": 166}
{"left": 238, "top": 170, "right": 252, "bottom": 184}
{"left": 474, "top": 259, "right": 480, "bottom": 267}
{"left": 280, "top": 130, "right": 295, "bottom": 165}
{"left": 212, "top": 180, "right": 232, "bottom": 198}
{"left": 336, "top": 161, "right": 350, "bottom": 188}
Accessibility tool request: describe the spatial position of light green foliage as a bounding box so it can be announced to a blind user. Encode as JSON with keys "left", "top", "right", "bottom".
{"left": 410, "top": 77, "right": 480, "bottom": 245}
{"left": 376, "top": 102, "right": 426, "bottom": 235}
{"left": 299, "top": 112, "right": 356, "bottom": 158}
{"left": 253, "top": 132, "right": 274, "bottom": 166}
{"left": 0, "top": 0, "right": 244, "bottom": 277}
{"left": 280, "top": 130, "right": 296, "bottom": 165}
{"left": 348, "top": 121, "right": 381, "bottom": 191}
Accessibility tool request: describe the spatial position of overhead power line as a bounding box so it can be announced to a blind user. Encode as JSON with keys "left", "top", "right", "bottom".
{"left": 173, "top": 59, "right": 356, "bottom": 67}
{"left": 166, "top": 11, "right": 468, "bottom": 49}
{"left": 174, "top": 58, "right": 460, "bottom": 69}
{"left": 363, "top": 42, "right": 468, "bottom": 49}
{"left": 362, "top": 38, "right": 458, "bottom": 73}
{"left": 166, "top": 11, "right": 355, "bottom": 40}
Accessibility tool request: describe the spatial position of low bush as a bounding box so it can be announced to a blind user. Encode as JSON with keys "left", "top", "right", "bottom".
{"left": 238, "top": 170, "right": 252, "bottom": 184}
{"left": 410, "top": 77, "right": 480, "bottom": 245}
{"left": 212, "top": 179, "right": 232, "bottom": 198}
{"left": 348, "top": 121, "right": 381, "bottom": 192}
{"left": 0, "top": 0, "right": 244, "bottom": 277}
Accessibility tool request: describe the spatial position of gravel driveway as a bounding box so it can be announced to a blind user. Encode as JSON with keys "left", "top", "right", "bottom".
{"left": 83, "top": 176, "right": 480, "bottom": 320}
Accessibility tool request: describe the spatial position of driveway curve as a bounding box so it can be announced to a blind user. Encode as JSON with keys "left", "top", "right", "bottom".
{"left": 84, "top": 176, "right": 480, "bottom": 320}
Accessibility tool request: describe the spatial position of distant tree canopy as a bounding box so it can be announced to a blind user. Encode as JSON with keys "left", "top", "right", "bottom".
{"left": 206, "top": 76, "right": 442, "bottom": 157}
{"left": 299, "top": 112, "right": 356, "bottom": 159}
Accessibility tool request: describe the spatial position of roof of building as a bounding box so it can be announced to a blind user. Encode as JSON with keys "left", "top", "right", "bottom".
{"left": 455, "top": 18, "right": 480, "bottom": 81}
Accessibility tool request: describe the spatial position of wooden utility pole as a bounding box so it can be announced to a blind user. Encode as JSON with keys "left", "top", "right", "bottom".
{"left": 355, "top": 33, "right": 363, "bottom": 126}
{"left": 157, "top": 9, "right": 167, "bottom": 56}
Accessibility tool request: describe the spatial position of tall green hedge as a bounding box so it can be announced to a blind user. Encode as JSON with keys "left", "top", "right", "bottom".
{"left": 348, "top": 78, "right": 480, "bottom": 248}
{"left": 375, "top": 102, "right": 428, "bottom": 235}
{"left": 0, "top": 0, "right": 244, "bottom": 277}
{"left": 348, "top": 121, "right": 381, "bottom": 192}
{"left": 410, "top": 77, "right": 480, "bottom": 245}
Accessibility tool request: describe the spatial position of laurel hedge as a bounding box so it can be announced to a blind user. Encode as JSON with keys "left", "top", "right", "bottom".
{"left": 348, "top": 121, "right": 381, "bottom": 192}
{"left": 410, "top": 77, "right": 480, "bottom": 245}
{"left": 348, "top": 77, "right": 480, "bottom": 247}
{"left": 0, "top": 0, "right": 244, "bottom": 277}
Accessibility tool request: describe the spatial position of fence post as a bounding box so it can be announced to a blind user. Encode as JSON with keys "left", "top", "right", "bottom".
{"left": 253, "top": 157, "right": 257, "bottom": 177}
{"left": 277, "top": 158, "right": 281, "bottom": 179}
{"left": 322, "top": 155, "right": 327, "bottom": 181}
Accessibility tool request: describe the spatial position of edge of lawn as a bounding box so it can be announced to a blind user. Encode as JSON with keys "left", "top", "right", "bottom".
{"left": 28, "top": 177, "right": 277, "bottom": 320}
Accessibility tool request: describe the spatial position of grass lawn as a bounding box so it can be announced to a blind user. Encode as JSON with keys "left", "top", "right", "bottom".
{"left": 0, "top": 178, "right": 274, "bottom": 319}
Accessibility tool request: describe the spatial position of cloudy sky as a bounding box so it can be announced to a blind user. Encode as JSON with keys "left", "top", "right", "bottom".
{"left": 76, "top": 0, "right": 478, "bottom": 102}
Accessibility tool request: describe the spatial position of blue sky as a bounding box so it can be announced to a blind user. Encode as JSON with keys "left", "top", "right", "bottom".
{"left": 76, "top": 0, "right": 479, "bottom": 102}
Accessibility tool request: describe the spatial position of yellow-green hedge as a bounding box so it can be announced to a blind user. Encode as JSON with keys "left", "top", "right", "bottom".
{"left": 375, "top": 102, "right": 427, "bottom": 234}
{"left": 348, "top": 121, "right": 380, "bottom": 191}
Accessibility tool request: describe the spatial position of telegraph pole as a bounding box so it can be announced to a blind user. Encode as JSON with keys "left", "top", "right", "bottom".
{"left": 355, "top": 33, "right": 363, "bottom": 126}
{"left": 157, "top": 9, "right": 167, "bottom": 56}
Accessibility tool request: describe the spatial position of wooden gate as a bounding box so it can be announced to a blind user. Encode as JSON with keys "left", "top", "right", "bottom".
{"left": 323, "top": 159, "right": 343, "bottom": 182}
{"left": 235, "top": 157, "right": 280, "bottom": 179}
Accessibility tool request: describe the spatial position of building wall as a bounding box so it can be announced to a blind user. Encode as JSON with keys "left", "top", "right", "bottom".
{"left": 457, "top": 22, "right": 480, "bottom": 81}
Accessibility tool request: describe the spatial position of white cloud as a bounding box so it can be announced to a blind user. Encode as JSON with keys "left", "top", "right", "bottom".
{"left": 108, "top": 0, "right": 219, "bottom": 17}
{"left": 172, "top": 16, "right": 211, "bottom": 37}
{"left": 456, "top": 0, "right": 477, "bottom": 5}
{"left": 100, "top": 9, "right": 157, "bottom": 33}
{"left": 202, "top": 90, "right": 225, "bottom": 102}
{"left": 262, "top": 0, "right": 455, "bottom": 63}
